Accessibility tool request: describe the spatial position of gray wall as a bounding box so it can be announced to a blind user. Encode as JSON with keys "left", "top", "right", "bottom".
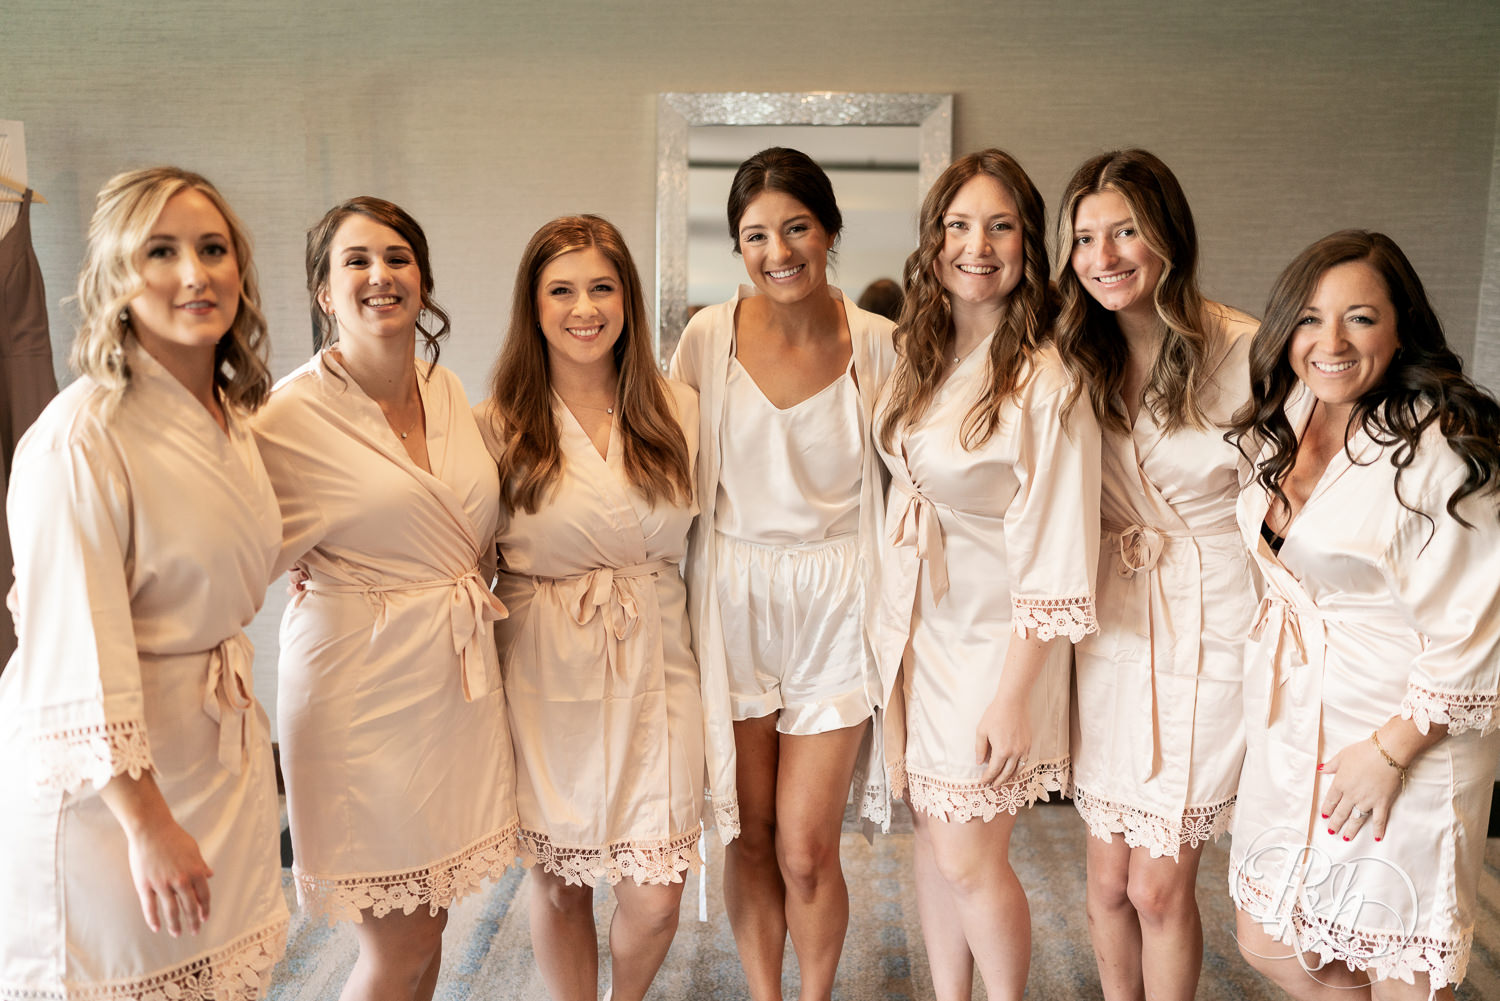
{"left": 4, "top": 0, "right": 1498, "bottom": 723}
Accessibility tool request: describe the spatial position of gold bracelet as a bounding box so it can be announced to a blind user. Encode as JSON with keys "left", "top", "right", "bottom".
{"left": 1370, "top": 730, "right": 1408, "bottom": 789}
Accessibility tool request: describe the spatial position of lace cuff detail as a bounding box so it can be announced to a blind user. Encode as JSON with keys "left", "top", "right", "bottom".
{"left": 1073, "top": 786, "right": 1233, "bottom": 859}
{"left": 519, "top": 827, "right": 703, "bottom": 888}
{"left": 1011, "top": 594, "right": 1097, "bottom": 642}
{"left": 1400, "top": 682, "right": 1497, "bottom": 735}
{"left": 0, "top": 917, "right": 288, "bottom": 1001}
{"left": 898, "top": 757, "right": 1069, "bottom": 823}
{"left": 859, "top": 780, "right": 890, "bottom": 830}
{"left": 295, "top": 822, "right": 518, "bottom": 925}
{"left": 711, "top": 796, "right": 740, "bottom": 844}
{"left": 32, "top": 718, "right": 153, "bottom": 795}
{"left": 1231, "top": 860, "right": 1471, "bottom": 993}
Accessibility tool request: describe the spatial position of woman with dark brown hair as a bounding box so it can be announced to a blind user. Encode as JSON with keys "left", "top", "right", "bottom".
{"left": 253, "top": 196, "right": 519, "bottom": 1001}
{"left": 476, "top": 214, "right": 712, "bottom": 1001}
{"left": 1228, "top": 230, "right": 1500, "bottom": 1001}
{"left": 873, "top": 148, "right": 1100, "bottom": 1001}
{"left": 1053, "top": 148, "right": 1259, "bottom": 1001}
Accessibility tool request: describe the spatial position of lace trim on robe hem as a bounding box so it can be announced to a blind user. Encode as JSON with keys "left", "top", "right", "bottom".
{"left": 1400, "top": 683, "right": 1497, "bottom": 736}
{"left": 0, "top": 915, "right": 287, "bottom": 1001}
{"left": 1011, "top": 594, "right": 1097, "bottom": 643}
{"left": 32, "top": 718, "right": 153, "bottom": 795}
{"left": 1072, "top": 786, "right": 1234, "bottom": 859}
{"left": 1229, "top": 864, "right": 1470, "bottom": 994}
{"left": 712, "top": 797, "right": 741, "bottom": 844}
{"left": 889, "top": 757, "right": 1070, "bottom": 823}
{"left": 294, "top": 821, "right": 519, "bottom": 925}
{"left": 859, "top": 782, "right": 890, "bottom": 828}
{"left": 518, "top": 827, "right": 704, "bottom": 888}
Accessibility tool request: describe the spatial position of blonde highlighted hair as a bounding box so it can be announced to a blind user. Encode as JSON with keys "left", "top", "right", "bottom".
{"left": 72, "top": 166, "right": 270, "bottom": 414}
{"left": 485, "top": 215, "right": 692, "bottom": 514}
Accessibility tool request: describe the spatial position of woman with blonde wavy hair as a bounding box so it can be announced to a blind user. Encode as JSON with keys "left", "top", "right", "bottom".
{"left": 0, "top": 167, "right": 288, "bottom": 998}
{"left": 476, "top": 214, "right": 713, "bottom": 1001}
{"left": 873, "top": 148, "right": 1100, "bottom": 1001}
{"left": 1053, "top": 148, "right": 1259, "bottom": 1001}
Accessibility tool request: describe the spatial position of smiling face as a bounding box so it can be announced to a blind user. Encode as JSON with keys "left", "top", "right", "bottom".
{"left": 936, "top": 173, "right": 1024, "bottom": 319}
{"left": 735, "top": 189, "right": 833, "bottom": 306}
{"left": 318, "top": 213, "right": 423, "bottom": 344}
{"left": 535, "top": 246, "right": 625, "bottom": 377}
{"left": 1070, "top": 189, "right": 1166, "bottom": 324}
{"left": 126, "top": 188, "right": 240, "bottom": 366}
{"left": 1288, "top": 259, "right": 1400, "bottom": 422}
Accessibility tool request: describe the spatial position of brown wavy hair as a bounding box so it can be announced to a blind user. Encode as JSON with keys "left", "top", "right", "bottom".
{"left": 878, "top": 149, "right": 1056, "bottom": 452}
{"left": 1054, "top": 149, "right": 1218, "bottom": 435}
{"left": 305, "top": 196, "right": 451, "bottom": 369}
{"left": 484, "top": 215, "right": 692, "bottom": 514}
{"left": 1231, "top": 230, "right": 1500, "bottom": 528}
{"left": 72, "top": 166, "right": 271, "bottom": 414}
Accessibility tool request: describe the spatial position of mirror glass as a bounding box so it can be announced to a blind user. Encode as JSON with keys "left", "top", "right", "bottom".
{"left": 656, "top": 92, "right": 952, "bottom": 364}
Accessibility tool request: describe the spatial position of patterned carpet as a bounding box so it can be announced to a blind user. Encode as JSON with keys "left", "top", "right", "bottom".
{"left": 264, "top": 802, "right": 1500, "bottom": 1000}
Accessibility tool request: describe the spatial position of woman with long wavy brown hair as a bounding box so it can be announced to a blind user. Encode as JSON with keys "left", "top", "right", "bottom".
{"left": 1052, "top": 148, "right": 1259, "bottom": 1001}
{"left": 1228, "top": 230, "right": 1500, "bottom": 1001}
{"left": 476, "top": 214, "right": 714, "bottom": 1001}
{"left": 872, "top": 148, "right": 1100, "bottom": 1001}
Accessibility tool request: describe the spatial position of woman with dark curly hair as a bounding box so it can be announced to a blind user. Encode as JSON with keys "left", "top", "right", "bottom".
{"left": 1053, "top": 148, "right": 1260, "bottom": 1001}
{"left": 253, "top": 197, "right": 519, "bottom": 1001}
{"left": 872, "top": 149, "right": 1100, "bottom": 1001}
{"left": 1228, "top": 230, "right": 1500, "bottom": 1001}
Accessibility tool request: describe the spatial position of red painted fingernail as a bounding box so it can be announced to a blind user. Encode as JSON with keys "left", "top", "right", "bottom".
{"left": 1321, "top": 813, "right": 1329, "bottom": 819}
{"left": 1328, "top": 828, "right": 1336, "bottom": 835}
{"left": 1343, "top": 836, "right": 1351, "bottom": 842}
{"left": 1374, "top": 837, "right": 1382, "bottom": 842}
{"left": 1316, "top": 763, "right": 1324, "bottom": 771}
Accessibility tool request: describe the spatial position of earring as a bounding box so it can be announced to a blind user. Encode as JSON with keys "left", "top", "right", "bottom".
{"left": 118, "top": 307, "right": 129, "bottom": 324}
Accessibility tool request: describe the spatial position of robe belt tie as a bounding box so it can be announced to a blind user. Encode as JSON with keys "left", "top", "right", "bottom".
{"left": 1100, "top": 521, "right": 1237, "bottom": 783}
{"left": 202, "top": 632, "right": 255, "bottom": 775}
{"left": 888, "top": 480, "right": 948, "bottom": 604}
{"left": 294, "top": 569, "right": 507, "bottom": 700}
{"left": 542, "top": 559, "right": 675, "bottom": 683}
{"left": 1249, "top": 593, "right": 1329, "bottom": 729}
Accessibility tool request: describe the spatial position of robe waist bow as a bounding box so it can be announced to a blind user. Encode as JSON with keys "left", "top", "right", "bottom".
{"left": 541, "top": 558, "right": 675, "bottom": 683}
{"left": 202, "top": 632, "right": 256, "bottom": 775}
{"left": 295, "top": 569, "right": 507, "bottom": 700}
{"left": 1101, "top": 521, "right": 1238, "bottom": 783}
{"left": 888, "top": 479, "right": 948, "bottom": 604}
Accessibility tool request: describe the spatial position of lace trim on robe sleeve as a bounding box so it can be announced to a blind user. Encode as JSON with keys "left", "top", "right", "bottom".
{"left": 1011, "top": 594, "right": 1097, "bottom": 643}
{"left": 712, "top": 796, "right": 741, "bottom": 844}
{"left": 33, "top": 717, "right": 154, "bottom": 795}
{"left": 1400, "top": 682, "right": 1497, "bottom": 736}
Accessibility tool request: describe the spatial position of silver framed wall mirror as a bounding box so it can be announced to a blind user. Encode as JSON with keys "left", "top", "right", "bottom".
{"left": 655, "top": 91, "right": 953, "bottom": 365}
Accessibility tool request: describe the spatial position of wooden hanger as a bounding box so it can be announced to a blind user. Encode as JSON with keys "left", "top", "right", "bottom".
{"left": 0, "top": 174, "right": 46, "bottom": 204}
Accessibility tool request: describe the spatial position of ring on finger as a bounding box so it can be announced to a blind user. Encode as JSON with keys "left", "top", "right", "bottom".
{"left": 1349, "top": 807, "right": 1367, "bottom": 820}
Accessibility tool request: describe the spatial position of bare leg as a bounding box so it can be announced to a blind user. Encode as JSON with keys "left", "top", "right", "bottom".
{"left": 339, "top": 907, "right": 448, "bottom": 1001}
{"left": 724, "top": 714, "right": 787, "bottom": 1001}
{"left": 775, "top": 723, "right": 866, "bottom": 1001}
{"left": 918, "top": 808, "right": 1030, "bottom": 1001}
{"left": 910, "top": 806, "right": 975, "bottom": 1001}
{"left": 1371, "top": 976, "right": 1453, "bottom": 1001}
{"left": 1084, "top": 834, "right": 1144, "bottom": 1001}
{"left": 1129, "top": 843, "right": 1205, "bottom": 1001}
{"left": 1233, "top": 906, "right": 1370, "bottom": 1000}
{"left": 608, "top": 879, "right": 686, "bottom": 1001}
{"left": 530, "top": 870, "right": 599, "bottom": 1001}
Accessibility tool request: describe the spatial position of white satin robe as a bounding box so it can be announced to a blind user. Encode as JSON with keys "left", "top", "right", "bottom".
{"left": 254, "top": 354, "right": 519, "bottom": 924}
{"left": 1072, "top": 312, "right": 1259, "bottom": 858}
{"left": 477, "top": 383, "right": 713, "bottom": 887}
{"left": 873, "top": 344, "right": 1101, "bottom": 822}
{"left": 0, "top": 341, "right": 287, "bottom": 1000}
{"left": 1229, "top": 389, "right": 1500, "bottom": 994}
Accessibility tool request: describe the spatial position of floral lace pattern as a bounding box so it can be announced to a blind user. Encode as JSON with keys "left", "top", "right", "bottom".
{"left": 33, "top": 719, "right": 153, "bottom": 795}
{"left": 711, "top": 796, "right": 740, "bottom": 844}
{"left": 1401, "top": 682, "right": 1496, "bottom": 736}
{"left": 519, "top": 827, "right": 703, "bottom": 887}
{"left": 1230, "top": 863, "right": 1470, "bottom": 994}
{"left": 1011, "top": 594, "right": 1097, "bottom": 643}
{"left": 894, "top": 757, "right": 1070, "bottom": 823}
{"left": 859, "top": 781, "right": 890, "bottom": 829}
{"left": 0, "top": 918, "right": 286, "bottom": 1001}
{"left": 1073, "top": 787, "right": 1233, "bottom": 859}
{"left": 295, "top": 823, "right": 518, "bottom": 925}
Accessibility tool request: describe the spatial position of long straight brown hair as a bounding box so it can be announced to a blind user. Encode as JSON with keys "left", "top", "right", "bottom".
{"left": 485, "top": 215, "right": 691, "bottom": 514}
{"left": 879, "top": 149, "right": 1056, "bottom": 452}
